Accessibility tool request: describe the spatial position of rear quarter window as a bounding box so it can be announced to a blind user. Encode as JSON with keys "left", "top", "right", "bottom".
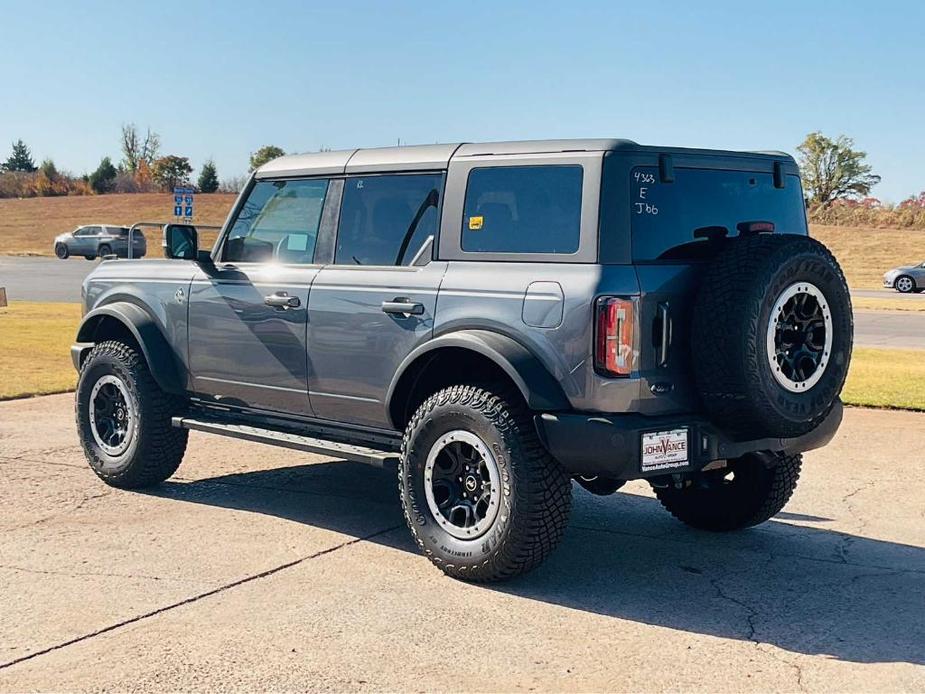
{"left": 461, "top": 165, "right": 582, "bottom": 254}
{"left": 630, "top": 167, "right": 808, "bottom": 261}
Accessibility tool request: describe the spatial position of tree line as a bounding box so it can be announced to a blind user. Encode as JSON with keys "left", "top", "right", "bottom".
{"left": 0, "top": 126, "right": 289, "bottom": 199}
{"left": 4, "top": 130, "right": 925, "bottom": 225}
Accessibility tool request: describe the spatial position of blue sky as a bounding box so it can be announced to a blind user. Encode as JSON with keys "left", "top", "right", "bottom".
{"left": 2, "top": 0, "right": 923, "bottom": 201}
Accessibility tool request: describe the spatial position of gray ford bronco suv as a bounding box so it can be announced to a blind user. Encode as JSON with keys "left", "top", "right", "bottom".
{"left": 72, "top": 139, "right": 852, "bottom": 582}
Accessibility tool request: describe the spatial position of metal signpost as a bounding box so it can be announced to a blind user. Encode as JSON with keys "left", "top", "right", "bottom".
{"left": 174, "top": 186, "right": 195, "bottom": 222}
{"left": 127, "top": 186, "right": 197, "bottom": 260}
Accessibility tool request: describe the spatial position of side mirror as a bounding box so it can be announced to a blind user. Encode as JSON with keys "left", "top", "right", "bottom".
{"left": 163, "top": 224, "right": 198, "bottom": 260}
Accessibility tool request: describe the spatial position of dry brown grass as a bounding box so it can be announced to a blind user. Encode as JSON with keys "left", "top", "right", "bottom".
{"left": 811, "top": 225, "right": 925, "bottom": 289}
{"left": 0, "top": 193, "right": 237, "bottom": 256}
{"left": 0, "top": 301, "right": 81, "bottom": 400}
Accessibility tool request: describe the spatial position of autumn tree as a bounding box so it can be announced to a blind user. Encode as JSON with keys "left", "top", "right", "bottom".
{"left": 151, "top": 155, "right": 193, "bottom": 191}
{"left": 797, "top": 132, "right": 880, "bottom": 207}
{"left": 120, "top": 124, "right": 161, "bottom": 172}
{"left": 249, "top": 145, "right": 285, "bottom": 172}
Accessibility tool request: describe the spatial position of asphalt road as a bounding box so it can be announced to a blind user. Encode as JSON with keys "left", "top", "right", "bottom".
{"left": 1, "top": 256, "right": 923, "bottom": 349}
{"left": 0, "top": 394, "right": 922, "bottom": 691}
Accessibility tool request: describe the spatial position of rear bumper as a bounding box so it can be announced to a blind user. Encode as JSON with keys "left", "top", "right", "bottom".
{"left": 535, "top": 399, "right": 843, "bottom": 479}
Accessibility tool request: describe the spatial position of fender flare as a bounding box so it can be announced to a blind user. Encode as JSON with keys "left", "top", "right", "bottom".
{"left": 75, "top": 302, "right": 184, "bottom": 394}
{"left": 386, "top": 329, "right": 570, "bottom": 427}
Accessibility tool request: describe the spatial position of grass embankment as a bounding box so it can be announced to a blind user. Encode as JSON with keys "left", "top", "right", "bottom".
{"left": 0, "top": 302, "right": 81, "bottom": 399}
{"left": 841, "top": 348, "right": 925, "bottom": 410}
{"left": 812, "top": 225, "right": 925, "bottom": 290}
{"left": 852, "top": 298, "right": 925, "bottom": 313}
{"left": 1, "top": 301, "right": 922, "bottom": 411}
{"left": 0, "top": 193, "right": 236, "bottom": 256}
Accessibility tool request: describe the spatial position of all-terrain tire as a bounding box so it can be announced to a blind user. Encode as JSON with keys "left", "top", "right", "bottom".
{"left": 654, "top": 453, "right": 801, "bottom": 531}
{"left": 55, "top": 243, "right": 69, "bottom": 259}
{"left": 692, "top": 234, "right": 852, "bottom": 438}
{"left": 76, "top": 340, "right": 188, "bottom": 489}
{"left": 399, "top": 385, "right": 572, "bottom": 582}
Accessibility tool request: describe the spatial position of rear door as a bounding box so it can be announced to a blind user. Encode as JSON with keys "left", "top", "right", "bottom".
{"left": 607, "top": 156, "right": 809, "bottom": 413}
{"left": 187, "top": 177, "right": 331, "bottom": 415}
{"left": 307, "top": 172, "right": 446, "bottom": 428}
{"left": 74, "top": 226, "right": 101, "bottom": 255}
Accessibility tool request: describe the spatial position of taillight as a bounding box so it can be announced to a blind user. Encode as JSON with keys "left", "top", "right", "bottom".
{"left": 594, "top": 297, "right": 635, "bottom": 377}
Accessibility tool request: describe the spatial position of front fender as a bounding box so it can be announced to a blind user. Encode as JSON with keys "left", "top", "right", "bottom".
{"left": 386, "top": 329, "right": 570, "bottom": 425}
{"left": 75, "top": 302, "right": 184, "bottom": 394}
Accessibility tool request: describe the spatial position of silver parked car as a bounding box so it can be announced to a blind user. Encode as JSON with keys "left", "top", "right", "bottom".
{"left": 54, "top": 225, "right": 147, "bottom": 260}
{"left": 883, "top": 261, "right": 925, "bottom": 293}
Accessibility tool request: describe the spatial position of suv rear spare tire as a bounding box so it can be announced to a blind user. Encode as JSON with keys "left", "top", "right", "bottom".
{"left": 692, "top": 234, "right": 852, "bottom": 438}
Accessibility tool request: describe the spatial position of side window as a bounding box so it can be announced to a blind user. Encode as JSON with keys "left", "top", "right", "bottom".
{"left": 335, "top": 173, "right": 441, "bottom": 266}
{"left": 223, "top": 179, "right": 328, "bottom": 264}
{"left": 73, "top": 227, "right": 88, "bottom": 237}
{"left": 461, "top": 165, "right": 583, "bottom": 254}
{"left": 84, "top": 226, "right": 102, "bottom": 237}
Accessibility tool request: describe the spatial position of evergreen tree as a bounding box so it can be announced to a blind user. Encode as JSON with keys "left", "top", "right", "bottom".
{"left": 88, "top": 157, "right": 118, "bottom": 193}
{"left": 197, "top": 159, "right": 219, "bottom": 193}
{"left": 3, "top": 140, "right": 37, "bottom": 172}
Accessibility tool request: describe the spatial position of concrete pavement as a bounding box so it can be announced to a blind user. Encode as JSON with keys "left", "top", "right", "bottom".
{"left": 0, "top": 393, "right": 923, "bottom": 691}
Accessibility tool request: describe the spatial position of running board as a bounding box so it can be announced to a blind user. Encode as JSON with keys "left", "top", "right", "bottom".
{"left": 171, "top": 416, "right": 400, "bottom": 470}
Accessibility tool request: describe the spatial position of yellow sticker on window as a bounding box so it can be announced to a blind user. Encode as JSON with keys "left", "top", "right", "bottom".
{"left": 468, "top": 215, "right": 484, "bottom": 230}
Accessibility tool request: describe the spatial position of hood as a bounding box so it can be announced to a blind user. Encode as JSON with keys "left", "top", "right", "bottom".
{"left": 885, "top": 265, "right": 917, "bottom": 276}
{"left": 54, "top": 232, "right": 72, "bottom": 242}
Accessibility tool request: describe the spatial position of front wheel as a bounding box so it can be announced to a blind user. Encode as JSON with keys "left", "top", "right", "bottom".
{"left": 55, "top": 243, "right": 69, "bottom": 259}
{"left": 653, "top": 452, "right": 801, "bottom": 531}
{"left": 76, "top": 340, "right": 188, "bottom": 489}
{"left": 399, "top": 385, "right": 572, "bottom": 582}
{"left": 895, "top": 275, "right": 916, "bottom": 293}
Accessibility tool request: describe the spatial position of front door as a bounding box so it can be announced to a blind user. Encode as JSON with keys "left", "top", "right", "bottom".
{"left": 187, "top": 177, "right": 331, "bottom": 415}
{"left": 307, "top": 172, "right": 446, "bottom": 428}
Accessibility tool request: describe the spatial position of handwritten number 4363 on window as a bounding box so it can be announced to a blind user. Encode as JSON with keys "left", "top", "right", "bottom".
{"left": 634, "top": 171, "right": 656, "bottom": 184}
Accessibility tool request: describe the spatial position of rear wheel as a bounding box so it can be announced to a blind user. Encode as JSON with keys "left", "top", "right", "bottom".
{"left": 54, "top": 243, "right": 69, "bottom": 259}
{"left": 76, "top": 340, "right": 188, "bottom": 489}
{"left": 895, "top": 275, "right": 916, "bottom": 293}
{"left": 98, "top": 244, "right": 112, "bottom": 258}
{"left": 653, "top": 453, "right": 801, "bottom": 531}
{"left": 399, "top": 385, "right": 572, "bottom": 582}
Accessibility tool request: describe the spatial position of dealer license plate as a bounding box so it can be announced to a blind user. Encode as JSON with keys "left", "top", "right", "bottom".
{"left": 641, "top": 428, "right": 689, "bottom": 471}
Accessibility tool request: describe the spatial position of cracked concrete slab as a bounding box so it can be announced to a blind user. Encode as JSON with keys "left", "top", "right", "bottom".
{"left": 0, "top": 394, "right": 923, "bottom": 691}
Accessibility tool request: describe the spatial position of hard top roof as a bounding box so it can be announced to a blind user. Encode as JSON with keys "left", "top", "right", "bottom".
{"left": 255, "top": 138, "right": 793, "bottom": 178}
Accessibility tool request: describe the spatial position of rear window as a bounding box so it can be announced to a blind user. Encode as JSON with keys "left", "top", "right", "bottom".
{"left": 462, "top": 165, "right": 582, "bottom": 254}
{"left": 630, "top": 167, "right": 807, "bottom": 260}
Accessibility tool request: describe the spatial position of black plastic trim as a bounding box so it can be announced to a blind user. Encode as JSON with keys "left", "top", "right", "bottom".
{"left": 535, "top": 399, "right": 843, "bottom": 479}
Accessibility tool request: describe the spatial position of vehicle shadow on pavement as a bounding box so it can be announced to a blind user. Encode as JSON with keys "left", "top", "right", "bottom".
{"left": 150, "top": 461, "right": 924, "bottom": 667}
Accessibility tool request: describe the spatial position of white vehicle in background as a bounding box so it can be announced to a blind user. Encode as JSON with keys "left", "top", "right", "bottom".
{"left": 54, "top": 225, "right": 147, "bottom": 260}
{"left": 883, "top": 261, "right": 925, "bottom": 293}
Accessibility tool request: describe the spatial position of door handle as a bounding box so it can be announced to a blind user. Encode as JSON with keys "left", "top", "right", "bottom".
{"left": 381, "top": 298, "right": 424, "bottom": 316}
{"left": 265, "top": 291, "right": 300, "bottom": 309}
